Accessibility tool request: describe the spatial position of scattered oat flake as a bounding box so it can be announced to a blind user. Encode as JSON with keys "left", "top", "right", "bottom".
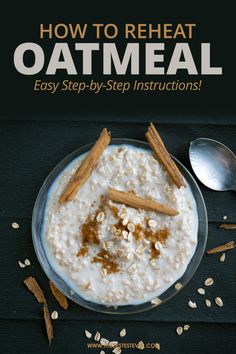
{"left": 49, "top": 281, "right": 68, "bottom": 310}
{"left": 220, "top": 253, "right": 226, "bottom": 262}
{"left": 184, "top": 324, "right": 190, "bottom": 331}
{"left": 24, "top": 259, "right": 31, "bottom": 266}
{"left": 100, "top": 351, "right": 105, "bottom": 354}
{"left": 18, "top": 260, "right": 26, "bottom": 268}
{"left": 85, "top": 330, "right": 92, "bottom": 338}
{"left": 23, "top": 276, "right": 46, "bottom": 304}
{"left": 100, "top": 338, "right": 109, "bottom": 346}
{"left": 120, "top": 328, "right": 126, "bottom": 337}
{"left": 51, "top": 310, "right": 58, "bottom": 320}
{"left": 113, "top": 347, "right": 122, "bottom": 354}
{"left": 204, "top": 278, "right": 214, "bottom": 286}
{"left": 175, "top": 282, "right": 182, "bottom": 290}
{"left": 137, "top": 341, "right": 145, "bottom": 350}
{"left": 94, "top": 331, "right": 101, "bottom": 342}
{"left": 197, "top": 288, "right": 205, "bottom": 295}
{"left": 155, "top": 342, "right": 161, "bottom": 350}
{"left": 151, "top": 297, "right": 162, "bottom": 306}
{"left": 176, "top": 326, "right": 183, "bottom": 335}
{"left": 12, "top": 222, "right": 19, "bottom": 229}
{"left": 220, "top": 223, "right": 236, "bottom": 230}
{"left": 205, "top": 299, "right": 211, "bottom": 307}
{"left": 43, "top": 304, "right": 53, "bottom": 344}
{"left": 223, "top": 215, "right": 228, "bottom": 220}
{"left": 188, "top": 300, "right": 197, "bottom": 308}
{"left": 215, "top": 297, "right": 223, "bottom": 307}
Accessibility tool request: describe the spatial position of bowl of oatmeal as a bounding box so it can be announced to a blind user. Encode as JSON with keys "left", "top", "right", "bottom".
{"left": 32, "top": 135, "right": 207, "bottom": 314}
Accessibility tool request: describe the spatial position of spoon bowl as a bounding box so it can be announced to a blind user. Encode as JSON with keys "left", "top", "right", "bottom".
{"left": 189, "top": 138, "right": 236, "bottom": 191}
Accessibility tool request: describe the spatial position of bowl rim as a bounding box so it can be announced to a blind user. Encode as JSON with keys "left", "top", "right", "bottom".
{"left": 32, "top": 138, "right": 208, "bottom": 315}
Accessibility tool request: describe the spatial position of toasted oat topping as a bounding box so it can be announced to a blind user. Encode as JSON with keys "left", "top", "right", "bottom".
{"left": 205, "top": 299, "right": 211, "bottom": 307}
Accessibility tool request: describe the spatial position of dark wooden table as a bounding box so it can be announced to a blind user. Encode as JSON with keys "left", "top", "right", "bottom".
{"left": 0, "top": 119, "right": 236, "bottom": 354}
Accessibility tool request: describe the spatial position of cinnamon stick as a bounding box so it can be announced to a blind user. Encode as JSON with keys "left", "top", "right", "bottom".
{"left": 220, "top": 223, "right": 236, "bottom": 230}
{"left": 60, "top": 128, "right": 111, "bottom": 203}
{"left": 146, "top": 123, "right": 185, "bottom": 188}
{"left": 23, "top": 276, "right": 46, "bottom": 304}
{"left": 107, "top": 188, "right": 178, "bottom": 216}
{"left": 43, "top": 304, "right": 53, "bottom": 345}
{"left": 207, "top": 241, "right": 235, "bottom": 254}
{"left": 49, "top": 281, "right": 68, "bottom": 310}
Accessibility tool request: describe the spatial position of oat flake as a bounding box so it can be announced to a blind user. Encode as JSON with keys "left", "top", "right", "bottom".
{"left": 18, "top": 260, "right": 26, "bottom": 268}
{"left": 188, "top": 300, "right": 197, "bottom": 308}
{"left": 176, "top": 326, "right": 183, "bottom": 335}
{"left": 197, "top": 288, "right": 205, "bottom": 295}
{"left": 220, "top": 253, "right": 225, "bottom": 262}
{"left": 12, "top": 222, "right": 19, "bottom": 229}
{"left": 24, "top": 259, "right": 31, "bottom": 266}
{"left": 175, "top": 282, "right": 182, "bottom": 290}
{"left": 51, "top": 310, "right": 58, "bottom": 320}
{"left": 112, "top": 347, "right": 122, "bottom": 354}
{"left": 183, "top": 324, "right": 190, "bottom": 331}
{"left": 94, "top": 331, "right": 101, "bottom": 342}
{"left": 137, "top": 341, "right": 145, "bottom": 350}
{"left": 155, "top": 342, "right": 161, "bottom": 350}
{"left": 100, "top": 338, "right": 109, "bottom": 346}
{"left": 120, "top": 328, "right": 126, "bottom": 337}
{"left": 151, "top": 297, "right": 162, "bottom": 306}
{"left": 215, "top": 297, "right": 223, "bottom": 307}
{"left": 85, "top": 330, "right": 92, "bottom": 338}
{"left": 204, "top": 278, "right": 214, "bottom": 287}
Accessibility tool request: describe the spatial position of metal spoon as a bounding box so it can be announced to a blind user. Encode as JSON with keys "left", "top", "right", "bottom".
{"left": 189, "top": 138, "right": 236, "bottom": 191}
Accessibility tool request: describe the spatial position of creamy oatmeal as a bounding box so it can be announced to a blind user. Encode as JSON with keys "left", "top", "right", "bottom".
{"left": 44, "top": 144, "right": 198, "bottom": 306}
